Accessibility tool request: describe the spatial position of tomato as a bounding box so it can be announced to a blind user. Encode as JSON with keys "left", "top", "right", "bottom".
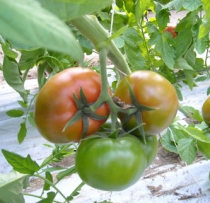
{"left": 202, "top": 97, "right": 210, "bottom": 126}
{"left": 34, "top": 67, "right": 110, "bottom": 143}
{"left": 114, "top": 70, "right": 178, "bottom": 136}
{"left": 139, "top": 135, "right": 158, "bottom": 167}
{"left": 163, "top": 26, "right": 177, "bottom": 38}
{"left": 75, "top": 135, "right": 147, "bottom": 191}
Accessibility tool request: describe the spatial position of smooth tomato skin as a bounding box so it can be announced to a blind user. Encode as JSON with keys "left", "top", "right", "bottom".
{"left": 75, "top": 135, "right": 147, "bottom": 191}
{"left": 202, "top": 97, "right": 210, "bottom": 126}
{"left": 139, "top": 135, "right": 158, "bottom": 167}
{"left": 114, "top": 70, "right": 178, "bottom": 136}
{"left": 34, "top": 67, "right": 110, "bottom": 143}
{"left": 163, "top": 26, "right": 177, "bottom": 38}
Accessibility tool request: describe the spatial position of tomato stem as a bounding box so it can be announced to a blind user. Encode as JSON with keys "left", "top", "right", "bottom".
{"left": 34, "top": 173, "right": 70, "bottom": 203}
{"left": 70, "top": 15, "right": 131, "bottom": 78}
{"left": 91, "top": 48, "right": 122, "bottom": 131}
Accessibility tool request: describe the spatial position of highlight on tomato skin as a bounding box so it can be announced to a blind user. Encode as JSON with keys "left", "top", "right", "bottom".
{"left": 34, "top": 67, "right": 110, "bottom": 144}
{"left": 163, "top": 26, "right": 177, "bottom": 38}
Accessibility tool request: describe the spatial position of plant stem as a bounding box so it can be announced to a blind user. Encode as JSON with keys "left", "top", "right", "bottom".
{"left": 34, "top": 173, "right": 70, "bottom": 203}
{"left": 91, "top": 48, "right": 123, "bottom": 130}
{"left": 23, "top": 193, "right": 62, "bottom": 203}
{"left": 138, "top": 17, "right": 154, "bottom": 70}
{"left": 70, "top": 15, "right": 131, "bottom": 78}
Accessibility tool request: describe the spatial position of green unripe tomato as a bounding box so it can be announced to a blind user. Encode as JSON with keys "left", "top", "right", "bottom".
{"left": 75, "top": 135, "right": 147, "bottom": 191}
{"left": 139, "top": 135, "right": 158, "bottom": 167}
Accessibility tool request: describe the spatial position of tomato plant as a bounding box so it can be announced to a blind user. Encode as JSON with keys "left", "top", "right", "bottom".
{"left": 75, "top": 134, "right": 147, "bottom": 191}
{"left": 1, "top": 0, "right": 210, "bottom": 202}
{"left": 34, "top": 67, "right": 110, "bottom": 143}
{"left": 163, "top": 26, "right": 177, "bottom": 38}
{"left": 114, "top": 70, "right": 179, "bottom": 136}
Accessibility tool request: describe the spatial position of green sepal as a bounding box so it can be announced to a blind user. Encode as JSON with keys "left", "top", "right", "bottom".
{"left": 62, "top": 110, "right": 82, "bottom": 132}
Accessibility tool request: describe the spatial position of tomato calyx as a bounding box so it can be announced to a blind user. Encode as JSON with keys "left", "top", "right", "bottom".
{"left": 62, "top": 88, "right": 108, "bottom": 138}
{"left": 114, "top": 81, "right": 156, "bottom": 143}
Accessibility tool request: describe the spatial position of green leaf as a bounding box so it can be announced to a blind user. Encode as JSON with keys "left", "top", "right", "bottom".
{"left": 182, "top": 0, "right": 202, "bottom": 11}
{"left": 2, "top": 149, "right": 40, "bottom": 175}
{"left": 163, "top": 0, "right": 184, "bottom": 12}
{"left": 113, "top": 37, "right": 125, "bottom": 49}
{"left": 174, "top": 57, "right": 193, "bottom": 70}
{"left": 18, "top": 121, "right": 27, "bottom": 144}
{"left": 6, "top": 109, "right": 24, "bottom": 118}
{"left": 198, "top": 0, "right": 210, "bottom": 38}
{"left": 193, "top": 23, "right": 208, "bottom": 54}
{"left": 18, "top": 101, "right": 28, "bottom": 108}
{"left": 19, "top": 49, "right": 44, "bottom": 71}
{"left": 37, "top": 0, "right": 113, "bottom": 21}
{"left": 67, "top": 182, "right": 85, "bottom": 201}
{"left": 184, "top": 44, "right": 196, "bottom": 67}
{"left": 178, "top": 106, "right": 203, "bottom": 121}
{"left": 207, "top": 87, "right": 210, "bottom": 95}
{"left": 177, "top": 138, "right": 197, "bottom": 164}
{"left": 0, "top": 171, "right": 29, "bottom": 203}
{"left": 160, "top": 129, "right": 177, "bottom": 153}
{"left": 37, "top": 192, "right": 56, "bottom": 203}
{"left": 195, "top": 75, "right": 208, "bottom": 82}
{"left": 1, "top": 42, "right": 18, "bottom": 59}
{"left": 3, "top": 56, "right": 28, "bottom": 102}
{"left": 156, "top": 9, "right": 170, "bottom": 31}
{"left": 135, "top": 0, "right": 151, "bottom": 22}
{"left": 174, "top": 86, "right": 183, "bottom": 101}
{"left": 108, "top": 26, "right": 128, "bottom": 42}
{"left": 155, "top": 33, "right": 175, "bottom": 69}
{"left": 174, "top": 29, "right": 193, "bottom": 59}
{"left": 56, "top": 166, "right": 76, "bottom": 182}
{"left": 0, "top": 0, "right": 83, "bottom": 62}
{"left": 181, "top": 126, "right": 210, "bottom": 143}
{"left": 28, "top": 112, "right": 36, "bottom": 127}
{"left": 170, "top": 126, "right": 189, "bottom": 142}
{"left": 124, "top": 44, "right": 145, "bottom": 69}
{"left": 43, "top": 172, "right": 53, "bottom": 191}
{"left": 183, "top": 70, "right": 194, "bottom": 90}
{"left": 122, "top": 28, "right": 144, "bottom": 48}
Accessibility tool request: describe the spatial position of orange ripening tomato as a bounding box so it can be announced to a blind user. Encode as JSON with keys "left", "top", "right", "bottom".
{"left": 34, "top": 67, "right": 110, "bottom": 143}
{"left": 114, "top": 70, "right": 179, "bottom": 136}
{"left": 163, "top": 26, "right": 177, "bottom": 38}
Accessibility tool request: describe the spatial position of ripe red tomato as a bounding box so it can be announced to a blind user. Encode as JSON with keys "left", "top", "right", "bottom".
{"left": 114, "top": 70, "right": 178, "bottom": 136}
{"left": 34, "top": 67, "right": 110, "bottom": 143}
{"left": 75, "top": 134, "right": 147, "bottom": 191}
{"left": 163, "top": 26, "right": 177, "bottom": 38}
{"left": 202, "top": 97, "right": 210, "bottom": 126}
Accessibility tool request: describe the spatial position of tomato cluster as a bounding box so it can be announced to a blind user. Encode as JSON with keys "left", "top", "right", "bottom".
{"left": 34, "top": 68, "right": 178, "bottom": 191}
